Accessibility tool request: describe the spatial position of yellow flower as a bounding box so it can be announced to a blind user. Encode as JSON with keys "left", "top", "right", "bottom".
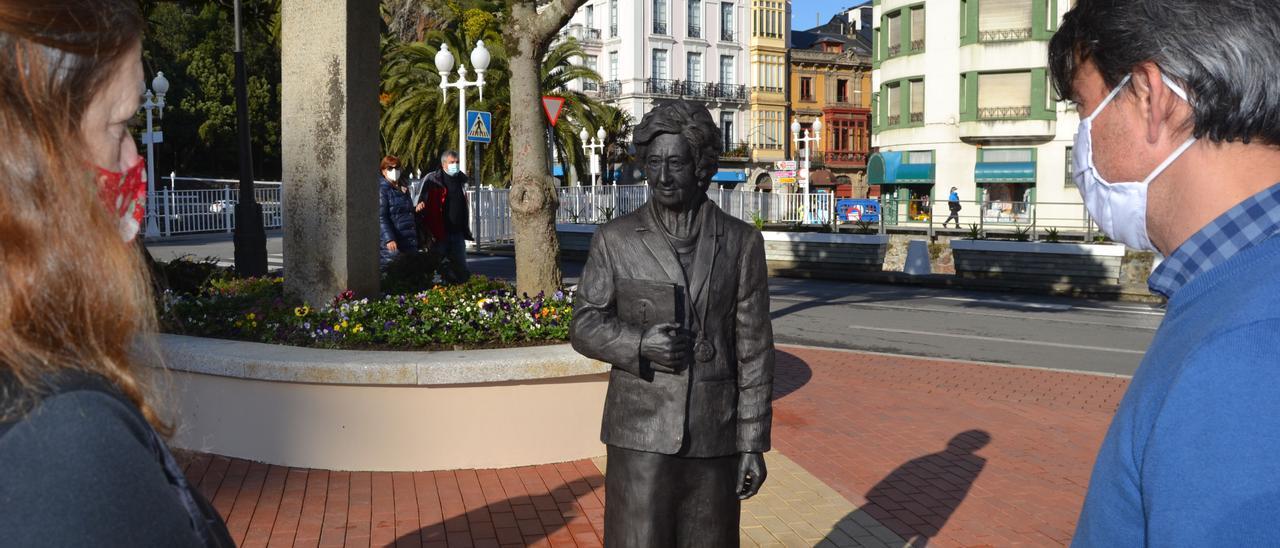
{"left": 294, "top": 306, "right": 311, "bottom": 317}
{"left": 352, "top": 324, "right": 364, "bottom": 334}
{"left": 341, "top": 320, "right": 349, "bottom": 329}
{"left": 334, "top": 323, "right": 342, "bottom": 332}
{"left": 247, "top": 312, "right": 256, "bottom": 320}
{"left": 234, "top": 320, "right": 243, "bottom": 328}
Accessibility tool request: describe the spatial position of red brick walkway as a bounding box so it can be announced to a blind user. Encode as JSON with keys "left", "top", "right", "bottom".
{"left": 182, "top": 345, "right": 1130, "bottom": 547}
{"left": 770, "top": 347, "right": 1130, "bottom": 547}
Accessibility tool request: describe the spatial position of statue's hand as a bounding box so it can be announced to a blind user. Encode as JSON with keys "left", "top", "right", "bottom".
{"left": 639, "top": 322, "right": 689, "bottom": 373}
{"left": 737, "top": 452, "right": 767, "bottom": 500}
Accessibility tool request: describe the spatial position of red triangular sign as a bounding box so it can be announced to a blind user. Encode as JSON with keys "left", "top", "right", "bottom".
{"left": 542, "top": 96, "right": 566, "bottom": 127}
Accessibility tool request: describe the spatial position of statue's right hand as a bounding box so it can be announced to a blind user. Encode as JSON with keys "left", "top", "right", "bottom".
{"left": 640, "top": 322, "right": 690, "bottom": 373}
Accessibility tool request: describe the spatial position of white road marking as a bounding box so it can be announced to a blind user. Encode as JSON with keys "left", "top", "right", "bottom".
{"left": 847, "top": 324, "right": 1147, "bottom": 355}
{"left": 770, "top": 296, "right": 1159, "bottom": 331}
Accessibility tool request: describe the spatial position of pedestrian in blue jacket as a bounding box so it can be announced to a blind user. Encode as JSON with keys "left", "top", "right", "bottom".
{"left": 378, "top": 155, "right": 419, "bottom": 270}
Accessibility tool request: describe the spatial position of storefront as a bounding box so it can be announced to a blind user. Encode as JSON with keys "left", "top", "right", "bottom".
{"left": 867, "top": 151, "right": 936, "bottom": 225}
{"left": 974, "top": 149, "right": 1037, "bottom": 224}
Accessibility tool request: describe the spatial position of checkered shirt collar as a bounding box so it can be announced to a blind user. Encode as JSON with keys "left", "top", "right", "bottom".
{"left": 1149, "top": 182, "right": 1280, "bottom": 298}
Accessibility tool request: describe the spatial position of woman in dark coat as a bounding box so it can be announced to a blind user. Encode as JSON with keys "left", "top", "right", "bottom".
{"left": 378, "top": 155, "right": 419, "bottom": 269}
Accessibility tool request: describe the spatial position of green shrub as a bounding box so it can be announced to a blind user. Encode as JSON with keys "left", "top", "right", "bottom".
{"left": 1014, "top": 225, "right": 1033, "bottom": 242}
{"left": 1044, "top": 227, "right": 1062, "bottom": 243}
{"left": 155, "top": 255, "right": 233, "bottom": 295}
{"left": 966, "top": 224, "right": 983, "bottom": 240}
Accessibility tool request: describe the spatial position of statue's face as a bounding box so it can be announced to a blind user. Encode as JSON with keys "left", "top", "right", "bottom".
{"left": 645, "top": 133, "right": 704, "bottom": 211}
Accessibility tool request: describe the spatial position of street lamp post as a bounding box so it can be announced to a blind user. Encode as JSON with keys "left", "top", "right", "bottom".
{"left": 141, "top": 72, "right": 169, "bottom": 239}
{"left": 435, "top": 41, "right": 490, "bottom": 175}
{"left": 579, "top": 127, "right": 606, "bottom": 186}
{"left": 791, "top": 117, "right": 822, "bottom": 224}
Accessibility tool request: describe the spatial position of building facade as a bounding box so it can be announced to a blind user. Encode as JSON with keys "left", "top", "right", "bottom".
{"left": 744, "top": 0, "right": 790, "bottom": 189}
{"left": 564, "top": 0, "right": 752, "bottom": 185}
{"left": 788, "top": 21, "right": 873, "bottom": 198}
{"left": 870, "top": 0, "right": 1081, "bottom": 227}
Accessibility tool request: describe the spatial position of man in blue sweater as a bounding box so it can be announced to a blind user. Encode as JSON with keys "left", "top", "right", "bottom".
{"left": 1050, "top": 1, "right": 1280, "bottom": 545}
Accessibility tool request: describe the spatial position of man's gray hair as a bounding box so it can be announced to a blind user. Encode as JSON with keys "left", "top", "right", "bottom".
{"left": 440, "top": 150, "right": 459, "bottom": 163}
{"left": 1050, "top": 0, "right": 1280, "bottom": 145}
{"left": 632, "top": 101, "right": 722, "bottom": 181}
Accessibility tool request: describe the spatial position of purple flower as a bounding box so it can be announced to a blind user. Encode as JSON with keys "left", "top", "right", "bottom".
{"left": 553, "top": 290, "right": 565, "bottom": 301}
{"left": 384, "top": 320, "right": 395, "bottom": 330}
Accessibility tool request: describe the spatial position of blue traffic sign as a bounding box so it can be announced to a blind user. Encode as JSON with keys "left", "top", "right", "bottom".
{"left": 466, "top": 110, "right": 492, "bottom": 143}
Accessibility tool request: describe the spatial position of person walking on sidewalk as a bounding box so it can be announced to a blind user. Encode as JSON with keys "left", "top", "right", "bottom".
{"left": 942, "top": 187, "right": 962, "bottom": 228}
{"left": 377, "top": 155, "right": 419, "bottom": 271}
{"left": 422, "top": 150, "right": 472, "bottom": 283}
{"left": 1053, "top": 1, "right": 1280, "bottom": 545}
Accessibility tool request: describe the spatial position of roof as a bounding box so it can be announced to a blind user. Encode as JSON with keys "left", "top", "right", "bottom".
{"left": 790, "top": 29, "right": 873, "bottom": 58}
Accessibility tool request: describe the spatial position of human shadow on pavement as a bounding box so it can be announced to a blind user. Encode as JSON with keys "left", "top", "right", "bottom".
{"left": 824, "top": 430, "right": 991, "bottom": 547}
{"left": 393, "top": 479, "right": 600, "bottom": 547}
{"left": 772, "top": 348, "right": 813, "bottom": 401}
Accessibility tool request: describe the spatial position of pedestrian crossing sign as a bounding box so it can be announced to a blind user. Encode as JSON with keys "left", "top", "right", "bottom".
{"left": 466, "top": 110, "right": 492, "bottom": 143}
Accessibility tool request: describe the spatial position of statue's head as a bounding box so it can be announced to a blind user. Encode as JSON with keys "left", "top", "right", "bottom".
{"left": 632, "top": 101, "right": 722, "bottom": 212}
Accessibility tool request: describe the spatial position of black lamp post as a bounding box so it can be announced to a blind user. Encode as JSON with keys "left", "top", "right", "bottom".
{"left": 232, "top": 0, "right": 268, "bottom": 276}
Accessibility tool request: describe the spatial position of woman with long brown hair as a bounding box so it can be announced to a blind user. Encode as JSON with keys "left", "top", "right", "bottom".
{"left": 0, "top": 1, "right": 231, "bottom": 545}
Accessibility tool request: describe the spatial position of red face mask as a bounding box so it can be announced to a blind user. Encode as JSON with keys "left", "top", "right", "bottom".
{"left": 95, "top": 157, "right": 148, "bottom": 242}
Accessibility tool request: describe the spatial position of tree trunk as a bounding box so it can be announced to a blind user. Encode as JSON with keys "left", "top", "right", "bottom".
{"left": 505, "top": 0, "right": 587, "bottom": 297}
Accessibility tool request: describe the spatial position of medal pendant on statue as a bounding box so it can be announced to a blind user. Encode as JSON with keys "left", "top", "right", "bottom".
{"left": 694, "top": 335, "right": 715, "bottom": 362}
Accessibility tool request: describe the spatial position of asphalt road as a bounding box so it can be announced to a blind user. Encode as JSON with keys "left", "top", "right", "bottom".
{"left": 147, "top": 233, "right": 1159, "bottom": 377}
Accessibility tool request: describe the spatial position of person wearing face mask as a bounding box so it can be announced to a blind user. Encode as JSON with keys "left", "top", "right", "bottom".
{"left": 377, "top": 155, "right": 420, "bottom": 270}
{"left": 421, "top": 150, "right": 472, "bottom": 283}
{"left": 0, "top": 1, "right": 233, "bottom": 546}
{"left": 1051, "top": 1, "right": 1280, "bottom": 545}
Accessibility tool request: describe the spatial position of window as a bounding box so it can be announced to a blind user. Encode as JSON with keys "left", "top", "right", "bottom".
{"left": 1065, "top": 146, "right": 1075, "bottom": 187}
{"left": 909, "top": 79, "right": 924, "bottom": 123}
{"left": 981, "top": 148, "right": 1033, "bottom": 163}
{"left": 906, "top": 150, "right": 933, "bottom": 164}
{"left": 886, "top": 83, "right": 900, "bottom": 125}
{"left": 610, "top": 0, "right": 618, "bottom": 36}
{"left": 689, "top": 0, "right": 701, "bottom": 37}
{"left": 687, "top": 52, "right": 702, "bottom": 82}
{"left": 652, "top": 49, "right": 668, "bottom": 80}
{"left": 583, "top": 55, "right": 599, "bottom": 90}
{"left": 720, "top": 55, "right": 734, "bottom": 85}
{"left": 832, "top": 120, "right": 852, "bottom": 151}
{"left": 609, "top": 51, "right": 619, "bottom": 81}
{"left": 721, "top": 111, "right": 735, "bottom": 150}
{"left": 979, "top": 0, "right": 1032, "bottom": 42}
{"left": 886, "top": 12, "right": 901, "bottom": 56}
{"left": 800, "top": 77, "right": 813, "bottom": 101}
{"left": 836, "top": 79, "right": 849, "bottom": 103}
{"left": 721, "top": 3, "right": 734, "bottom": 41}
{"left": 586, "top": 5, "right": 594, "bottom": 29}
{"left": 654, "top": 0, "right": 668, "bottom": 34}
{"left": 978, "top": 71, "right": 1032, "bottom": 119}
{"left": 909, "top": 7, "right": 925, "bottom": 51}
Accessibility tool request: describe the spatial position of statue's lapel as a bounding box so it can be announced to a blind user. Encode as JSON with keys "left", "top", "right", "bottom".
{"left": 636, "top": 202, "right": 688, "bottom": 286}
{"left": 687, "top": 200, "right": 722, "bottom": 313}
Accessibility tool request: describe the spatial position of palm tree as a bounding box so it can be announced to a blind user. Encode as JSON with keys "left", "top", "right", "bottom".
{"left": 380, "top": 11, "right": 613, "bottom": 188}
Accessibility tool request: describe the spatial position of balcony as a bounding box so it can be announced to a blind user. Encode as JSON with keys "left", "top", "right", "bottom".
{"left": 721, "top": 30, "right": 735, "bottom": 42}
{"left": 601, "top": 80, "right": 621, "bottom": 98}
{"left": 888, "top": 43, "right": 901, "bottom": 57}
{"left": 721, "top": 141, "right": 750, "bottom": 160}
{"left": 688, "top": 25, "right": 701, "bottom": 38}
{"left": 653, "top": 21, "right": 668, "bottom": 35}
{"left": 609, "top": 24, "right": 617, "bottom": 37}
{"left": 909, "top": 112, "right": 924, "bottom": 123}
{"left": 582, "top": 80, "right": 598, "bottom": 92}
{"left": 800, "top": 93, "right": 815, "bottom": 103}
{"left": 562, "top": 25, "right": 602, "bottom": 46}
{"left": 824, "top": 151, "right": 870, "bottom": 167}
{"left": 642, "top": 78, "right": 748, "bottom": 102}
{"left": 910, "top": 39, "right": 925, "bottom": 51}
{"left": 979, "top": 27, "right": 1032, "bottom": 43}
{"left": 887, "top": 115, "right": 901, "bottom": 126}
{"left": 978, "top": 106, "right": 1031, "bottom": 120}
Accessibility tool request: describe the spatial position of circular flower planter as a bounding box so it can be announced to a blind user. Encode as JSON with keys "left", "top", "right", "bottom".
{"left": 147, "top": 334, "right": 609, "bottom": 472}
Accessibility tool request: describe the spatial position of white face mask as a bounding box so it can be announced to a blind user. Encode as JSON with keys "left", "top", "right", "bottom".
{"left": 446, "top": 163, "right": 459, "bottom": 176}
{"left": 386, "top": 168, "right": 400, "bottom": 181}
{"left": 1073, "top": 74, "right": 1197, "bottom": 251}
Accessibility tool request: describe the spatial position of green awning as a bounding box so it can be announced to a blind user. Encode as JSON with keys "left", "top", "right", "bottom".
{"left": 975, "top": 162, "right": 1036, "bottom": 183}
{"left": 868, "top": 151, "right": 935, "bottom": 185}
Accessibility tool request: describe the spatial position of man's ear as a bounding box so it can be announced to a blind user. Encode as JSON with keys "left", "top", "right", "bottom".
{"left": 1133, "top": 62, "right": 1182, "bottom": 145}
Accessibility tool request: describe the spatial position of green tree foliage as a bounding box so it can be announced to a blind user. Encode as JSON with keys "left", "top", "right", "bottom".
{"left": 380, "top": 0, "right": 625, "bottom": 186}
{"left": 141, "top": 0, "right": 283, "bottom": 180}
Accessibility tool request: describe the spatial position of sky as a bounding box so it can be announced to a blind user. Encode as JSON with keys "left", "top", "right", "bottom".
{"left": 791, "top": 0, "right": 871, "bottom": 30}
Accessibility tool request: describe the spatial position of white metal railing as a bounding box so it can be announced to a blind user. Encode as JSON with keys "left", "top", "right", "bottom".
{"left": 144, "top": 174, "right": 283, "bottom": 238}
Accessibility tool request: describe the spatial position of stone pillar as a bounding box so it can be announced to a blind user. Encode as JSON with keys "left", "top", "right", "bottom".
{"left": 281, "top": 0, "right": 381, "bottom": 305}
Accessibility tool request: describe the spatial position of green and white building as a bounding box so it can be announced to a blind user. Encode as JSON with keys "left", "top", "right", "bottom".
{"left": 869, "top": 0, "right": 1084, "bottom": 229}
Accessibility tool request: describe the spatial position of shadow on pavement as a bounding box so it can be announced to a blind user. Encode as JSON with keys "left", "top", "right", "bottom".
{"left": 393, "top": 479, "right": 598, "bottom": 547}
{"left": 772, "top": 349, "right": 813, "bottom": 401}
{"left": 825, "top": 430, "right": 991, "bottom": 547}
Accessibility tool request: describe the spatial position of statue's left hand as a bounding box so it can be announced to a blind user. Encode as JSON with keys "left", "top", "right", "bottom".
{"left": 736, "top": 452, "right": 767, "bottom": 500}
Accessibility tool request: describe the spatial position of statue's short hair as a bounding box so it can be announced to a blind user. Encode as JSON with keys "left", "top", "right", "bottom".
{"left": 632, "top": 102, "right": 722, "bottom": 181}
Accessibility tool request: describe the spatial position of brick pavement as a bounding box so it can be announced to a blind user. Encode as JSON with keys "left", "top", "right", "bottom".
{"left": 180, "top": 345, "right": 1129, "bottom": 547}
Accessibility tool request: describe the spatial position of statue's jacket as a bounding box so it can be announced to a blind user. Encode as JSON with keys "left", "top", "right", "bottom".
{"left": 571, "top": 198, "right": 775, "bottom": 458}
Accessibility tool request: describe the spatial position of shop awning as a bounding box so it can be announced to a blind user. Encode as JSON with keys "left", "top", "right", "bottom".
{"left": 868, "top": 151, "right": 935, "bottom": 185}
{"left": 711, "top": 169, "right": 747, "bottom": 183}
{"left": 975, "top": 162, "right": 1036, "bottom": 183}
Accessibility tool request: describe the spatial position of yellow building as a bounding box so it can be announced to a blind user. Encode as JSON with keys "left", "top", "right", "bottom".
{"left": 746, "top": 0, "right": 789, "bottom": 190}
{"left": 789, "top": 25, "right": 874, "bottom": 197}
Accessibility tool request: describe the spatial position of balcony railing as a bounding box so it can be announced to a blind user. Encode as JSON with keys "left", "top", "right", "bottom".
{"left": 653, "top": 21, "right": 668, "bottom": 35}
{"left": 643, "top": 78, "right": 747, "bottom": 101}
{"left": 979, "top": 27, "right": 1032, "bottom": 42}
{"left": 887, "top": 114, "right": 901, "bottom": 126}
{"left": 888, "top": 43, "right": 901, "bottom": 56}
{"left": 601, "top": 80, "right": 622, "bottom": 98}
{"left": 582, "top": 80, "right": 598, "bottom": 91}
{"left": 688, "top": 25, "right": 701, "bottom": 38}
{"left": 721, "top": 141, "right": 750, "bottom": 159}
{"left": 721, "top": 29, "right": 735, "bottom": 42}
{"left": 800, "top": 93, "right": 815, "bottom": 102}
{"left": 609, "top": 24, "right": 617, "bottom": 37}
{"left": 562, "top": 25, "right": 603, "bottom": 45}
{"left": 909, "top": 112, "right": 924, "bottom": 123}
{"left": 910, "top": 39, "right": 925, "bottom": 51}
{"left": 977, "top": 106, "right": 1031, "bottom": 119}
{"left": 824, "top": 151, "right": 870, "bottom": 166}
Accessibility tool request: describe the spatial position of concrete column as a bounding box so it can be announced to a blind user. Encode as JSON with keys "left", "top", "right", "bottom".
{"left": 281, "top": 0, "right": 381, "bottom": 305}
